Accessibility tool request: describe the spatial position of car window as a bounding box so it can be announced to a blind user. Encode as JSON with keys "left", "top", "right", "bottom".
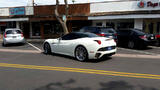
{"left": 100, "top": 28, "right": 116, "bottom": 33}
{"left": 6, "top": 30, "right": 21, "bottom": 34}
{"left": 61, "top": 33, "right": 98, "bottom": 40}
{"left": 132, "top": 29, "right": 145, "bottom": 35}
{"left": 80, "top": 27, "right": 98, "bottom": 33}
{"left": 77, "top": 33, "right": 98, "bottom": 38}
{"left": 117, "top": 30, "right": 131, "bottom": 36}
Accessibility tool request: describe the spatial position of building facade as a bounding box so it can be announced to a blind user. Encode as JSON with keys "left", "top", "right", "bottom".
{"left": 89, "top": 0, "right": 160, "bottom": 34}
{"left": 0, "top": 4, "right": 91, "bottom": 39}
{"left": 1, "top": 0, "right": 160, "bottom": 39}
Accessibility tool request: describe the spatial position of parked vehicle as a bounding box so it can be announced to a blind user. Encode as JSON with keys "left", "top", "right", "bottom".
{"left": 2, "top": 28, "right": 25, "bottom": 46}
{"left": 79, "top": 26, "right": 118, "bottom": 42}
{"left": 117, "top": 28, "right": 156, "bottom": 49}
{"left": 155, "top": 33, "right": 160, "bottom": 46}
{"left": 43, "top": 32, "right": 117, "bottom": 61}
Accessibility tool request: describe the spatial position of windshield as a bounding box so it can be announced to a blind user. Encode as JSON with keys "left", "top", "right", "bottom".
{"left": 100, "top": 28, "right": 116, "bottom": 33}
{"left": 6, "top": 30, "right": 21, "bottom": 34}
{"left": 133, "top": 29, "right": 145, "bottom": 35}
{"left": 77, "top": 33, "right": 99, "bottom": 38}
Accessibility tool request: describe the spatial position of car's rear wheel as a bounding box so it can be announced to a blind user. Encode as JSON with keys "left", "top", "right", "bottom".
{"left": 128, "top": 41, "right": 135, "bottom": 49}
{"left": 43, "top": 43, "right": 51, "bottom": 54}
{"left": 2, "top": 42, "right": 6, "bottom": 47}
{"left": 75, "top": 46, "right": 88, "bottom": 61}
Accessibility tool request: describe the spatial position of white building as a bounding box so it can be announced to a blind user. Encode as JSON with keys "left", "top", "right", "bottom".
{"left": 89, "top": 0, "right": 160, "bottom": 34}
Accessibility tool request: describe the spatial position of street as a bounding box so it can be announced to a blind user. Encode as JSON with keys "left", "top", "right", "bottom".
{"left": 0, "top": 41, "right": 160, "bottom": 90}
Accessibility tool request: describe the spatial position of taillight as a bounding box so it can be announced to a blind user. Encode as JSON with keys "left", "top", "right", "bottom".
{"left": 21, "top": 32, "right": 24, "bottom": 37}
{"left": 139, "top": 35, "right": 147, "bottom": 40}
{"left": 94, "top": 40, "right": 101, "bottom": 45}
{"left": 96, "top": 34, "right": 105, "bottom": 37}
{"left": 4, "top": 33, "right": 7, "bottom": 38}
{"left": 156, "top": 35, "right": 160, "bottom": 38}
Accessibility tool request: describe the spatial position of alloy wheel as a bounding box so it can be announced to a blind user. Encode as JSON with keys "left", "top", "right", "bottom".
{"left": 128, "top": 41, "right": 135, "bottom": 49}
{"left": 44, "top": 43, "right": 51, "bottom": 54}
{"left": 75, "top": 46, "right": 88, "bottom": 61}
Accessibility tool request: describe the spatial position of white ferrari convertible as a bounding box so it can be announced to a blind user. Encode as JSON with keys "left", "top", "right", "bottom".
{"left": 43, "top": 32, "right": 117, "bottom": 61}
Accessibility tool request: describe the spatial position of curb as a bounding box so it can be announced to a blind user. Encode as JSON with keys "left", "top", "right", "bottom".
{"left": 26, "top": 39, "right": 45, "bottom": 43}
{"left": 0, "top": 39, "right": 45, "bottom": 43}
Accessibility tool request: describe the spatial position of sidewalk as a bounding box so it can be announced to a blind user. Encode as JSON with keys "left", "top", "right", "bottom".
{"left": 0, "top": 38, "right": 45, "bottom": 43}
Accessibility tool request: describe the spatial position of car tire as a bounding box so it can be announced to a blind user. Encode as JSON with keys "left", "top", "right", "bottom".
{"left": 128, "top": 41, "right": 135, "bottom": 49}
{"left": 2, "top": 42, "right": 6, "bottom": 47}
{"left": 43, "top": 43, "right": 51, "bottom": 54}
{"left": 75, "top": 46, "right": 88, "bottom": 62}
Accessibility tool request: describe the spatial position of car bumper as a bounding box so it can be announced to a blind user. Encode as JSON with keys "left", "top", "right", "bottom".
{"left": 88, "top": 48, "right": 117, "bottom": 59}
{"left": 3, "top": 38, "right": 25, "bottom": 44}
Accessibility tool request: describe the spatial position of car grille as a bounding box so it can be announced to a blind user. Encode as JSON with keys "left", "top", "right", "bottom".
{"left": 98, "top": 46, "right": 116, "bottom": 51}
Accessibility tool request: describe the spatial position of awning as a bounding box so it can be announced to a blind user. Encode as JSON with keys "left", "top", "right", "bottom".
{"left": 0, "top": 18, "right": 29, "bottom": 22}
{"left": 88, "top": 14, "right": 160, "bottom": 20}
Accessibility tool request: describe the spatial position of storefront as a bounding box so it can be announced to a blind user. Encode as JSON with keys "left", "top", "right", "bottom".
{"left": 89, "top": 0, "right": 160, "bottom": 34}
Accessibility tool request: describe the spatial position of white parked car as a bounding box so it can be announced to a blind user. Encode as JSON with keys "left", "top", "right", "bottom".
{"left": 2, "top": 28, "right": 25, "bottom": 46}
{"left": 43, "top": 32, "right": 117, "bottom": 61}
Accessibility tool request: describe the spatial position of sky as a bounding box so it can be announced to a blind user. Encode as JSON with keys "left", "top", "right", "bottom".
{"left": 0, "top": 0, "right": 118, "bottom": 7}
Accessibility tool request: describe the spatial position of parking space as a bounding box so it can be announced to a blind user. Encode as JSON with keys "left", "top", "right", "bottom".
{"left": 117, "top": 46, "right": 160, "bottom": 55}
{"left": 0, "top": 40, "right": 43, "bottom": 52}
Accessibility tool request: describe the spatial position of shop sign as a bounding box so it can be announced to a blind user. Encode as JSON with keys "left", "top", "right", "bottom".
{"left": 9, "top": 7, "right": 25, "bottom": 15}
{"left": 0, "top": 8, "right": 9, "bottom": 16}
{"left": 147, "top": 1, "right": 159, "bottom": 8}
{"left": 138, "top": 0, "right": 160, "bottom": 8}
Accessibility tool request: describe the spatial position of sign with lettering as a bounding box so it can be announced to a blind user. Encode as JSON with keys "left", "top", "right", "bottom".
{"left": 9, "top": 7, "right": 25, "bottom": 15}
{"left": 0, "top": 8, "right": 9, "bottom": 16}
{"left": 138, "top": 0, "right": 160, "bottom": 8}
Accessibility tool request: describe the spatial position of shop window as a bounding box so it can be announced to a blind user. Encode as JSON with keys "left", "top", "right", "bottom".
{"left": 96, "top": 22, "right": 102, "bottom": 26}
{"left": 54, "top": 24, "right": 63, "bottom": 34}
{"left": 44, "top": 23, "right": 54, "bottom": 34}
{"left": 106, "top": 22, "right": 115, "bottom": 28}
{"left": 148, "top": 23, "right": 153, "bottom": 34}
{"left": 44, "top": 23, "right": 63, "bottom": 35}
{"left": 117, "top": 22, "right": 134, "bottom": 29}
{"left": 32, "top": 22, "right": 40, "bottom": 36}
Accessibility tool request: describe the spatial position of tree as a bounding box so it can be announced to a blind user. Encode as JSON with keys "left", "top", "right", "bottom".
{"left": 55, "top": 0, "right": 69, "bottom": 35}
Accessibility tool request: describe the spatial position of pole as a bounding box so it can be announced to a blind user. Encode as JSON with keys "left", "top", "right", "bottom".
{"left": 32, "top": 0, "right": 34, "bottom": 6}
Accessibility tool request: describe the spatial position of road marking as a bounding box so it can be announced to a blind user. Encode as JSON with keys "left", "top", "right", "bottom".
{"left": 0, "top": 63, "right": 160, "bottom": 80}
{"left": 118, "top": 47, "right": 158, "bottom": 55}
{"left": 114, "top": 54, "right": 160, "bottom": 59}
{"left": 0, "top": 49, "right": 41, "bottom": 53}
{"left": 27, "top": 42, "right": 42, "bottom": 52}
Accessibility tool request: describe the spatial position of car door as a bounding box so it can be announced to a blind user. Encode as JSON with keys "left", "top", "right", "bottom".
{"left": 56, "top": 33, "right": 77, "bottom": 56}
{"left": 117, "top": 30, "right": 130, "bottom": 44}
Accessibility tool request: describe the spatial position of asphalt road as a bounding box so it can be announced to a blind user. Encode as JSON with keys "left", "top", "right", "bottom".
{"left": 0, "top": 41, "right": 160, "bottom": 90}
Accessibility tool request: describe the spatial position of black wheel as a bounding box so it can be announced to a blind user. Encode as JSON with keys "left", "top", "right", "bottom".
{"left": 128, "top": 41, "right": 135, "bottom": 49}
{"left": 43, "top": 43, "right": 51, "bottom": 54}
{"left": 75, "top": 46, "right": 88, "bottom": 61}
{"left": 2, "top": 42, "right": 6, "bottom": 47}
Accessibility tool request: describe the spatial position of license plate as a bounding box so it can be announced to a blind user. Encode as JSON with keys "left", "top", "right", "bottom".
{"left": 108, "top": 47, "right": 112, "bottom": 50}
{"left": 12, "top": 36, "right": 16, "bottom": 38}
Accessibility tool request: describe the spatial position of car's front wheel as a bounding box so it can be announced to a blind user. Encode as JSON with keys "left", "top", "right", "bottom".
{"left": 75, "top": 46, "right": 88, "bottom": 62}
{"left": 128, "top": 41, "right": 135, "bottom": 49}
{"left": 43, "top": 43, "right": 51, "bottom": 54}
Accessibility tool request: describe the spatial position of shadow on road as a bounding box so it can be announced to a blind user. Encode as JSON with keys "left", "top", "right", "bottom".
{"left": 35, "top": 79, "right": 158, "bottom": 90}
{"left": 35, "top": 79, "right": 90, "bottom": 90}
{"left": 43, "top": 53, "right": 112, "bottom": 63}
{"left": 1, "top": 43, "right": 26, "bottom": 47}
